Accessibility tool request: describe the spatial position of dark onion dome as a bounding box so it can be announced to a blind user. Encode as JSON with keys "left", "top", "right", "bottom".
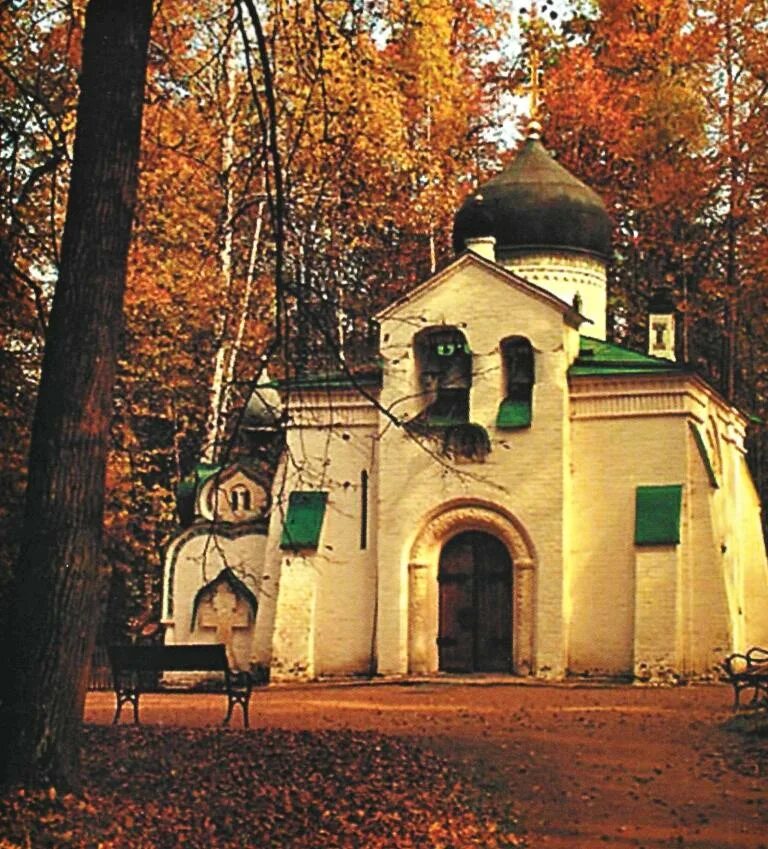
{"left": 453, "top": 193, "right": 495, "bottom": 243}
{"left": 452, "top": 124, "right": 612, "bottom": 259}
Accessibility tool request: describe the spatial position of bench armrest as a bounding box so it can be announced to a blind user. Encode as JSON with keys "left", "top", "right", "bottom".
{"left": 722, "top": 653, "right": 749, "bottom": 677}
{"left": 746, "top": 646, "right": 768, "bottom": 666}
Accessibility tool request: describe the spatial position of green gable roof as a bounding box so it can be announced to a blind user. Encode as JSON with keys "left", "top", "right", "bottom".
{"left": 570, "top": 336, "right": 683, "bottom": 378}
{"left": 571, "top": 337, "right": 760, "bottom": 426}
{"left": 176, "top": 462, "right": 221, "bottom": 525}
{"left": 635, "top": 485, "right": 683, "bottom": 545}
{"left": 280, "top": 491, "right": 328, "bottom": 549}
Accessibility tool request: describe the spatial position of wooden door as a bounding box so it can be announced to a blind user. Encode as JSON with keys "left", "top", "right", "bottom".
{"left": 474, "top": 534, "right": 512, "bottom": 671}
{"left": 438, "top": 534, "right": 475, "bottom": 671}
{"left": 438, "top": 532, "right": 512, "bottom": 673}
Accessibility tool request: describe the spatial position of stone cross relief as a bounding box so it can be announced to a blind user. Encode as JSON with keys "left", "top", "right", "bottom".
{"left": 198, "top": 582, "right": 250, "bottom": 671}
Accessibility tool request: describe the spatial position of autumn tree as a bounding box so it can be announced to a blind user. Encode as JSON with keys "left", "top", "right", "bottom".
{"left": 540, "top": 0, "right": 768, "bottom": 514}
{"left": 1, "top": 0, "right": 514, "bottom": 682}
{"left": 698, "top": 0, "right": 768, "bottom": 503}
{"left": 0, "top": 1, "right": 83, "bottom": 617}
{"left": 1, "top": 0, "right": 152, "bottom": 790}
{"left": 695, "top": 0, "right": 768, "bottom": 403}
{"left": 542, "top": 1, "right": 712, "bottom": 338}
{"left": 238, "top": 0, "right": 510, "bottom": 374}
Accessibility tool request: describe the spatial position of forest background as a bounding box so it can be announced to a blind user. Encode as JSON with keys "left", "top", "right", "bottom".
{"left": 2, "top": 0, "right": 768, "bottom": 644}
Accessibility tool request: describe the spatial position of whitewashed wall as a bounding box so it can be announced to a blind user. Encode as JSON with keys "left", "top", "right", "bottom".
{"left": 265, "top": 390, "right": 379, "bottom": 680}
{"left": 570, "top": 375, "right": 768, "bottom": 679}
{"left": 502, "top": 250, "right": 607, "bottom": 340}
{"left": 162, "top": 525, "right": 266, "bottom": 671}
{"left": 376, "top": 255, "right": 583, "bottom": 677}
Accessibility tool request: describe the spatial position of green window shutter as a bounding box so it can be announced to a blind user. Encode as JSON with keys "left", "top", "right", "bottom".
{"left": 635, "top": 485, "right": 683, "bottom": 545}
{"left": 496, "top": 398, "right": 532, "bottom": 429}
{"left": 280, "top": 491, "right": 328, "bottom": 549}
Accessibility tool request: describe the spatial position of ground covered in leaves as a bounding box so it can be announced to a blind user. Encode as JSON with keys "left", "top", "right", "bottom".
{"left": 0, "top": 725, "right": 522, "bottom": 849}
{"left": 719, "top": 711, "right": 768, "bottom": 778}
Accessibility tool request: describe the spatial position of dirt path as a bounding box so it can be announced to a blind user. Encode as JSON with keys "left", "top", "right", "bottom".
{"left": 86, "top": 682, "right": 767, "bottom": 848}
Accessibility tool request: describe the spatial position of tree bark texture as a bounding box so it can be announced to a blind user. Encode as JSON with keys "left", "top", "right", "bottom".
{"left": 1, "top": 0, "right": 152, "bottom": 791}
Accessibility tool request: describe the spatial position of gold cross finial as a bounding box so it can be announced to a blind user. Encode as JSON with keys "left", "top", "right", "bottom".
{"left": 529, "top": 1, "right": 541, "bottom": 124}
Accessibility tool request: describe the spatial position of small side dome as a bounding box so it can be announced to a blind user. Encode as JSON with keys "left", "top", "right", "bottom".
{"left": 242, "top": 382, "right": 281, "bottom": 431}
{"left": 453, "top": 135, "right": 612, "bottom": 259}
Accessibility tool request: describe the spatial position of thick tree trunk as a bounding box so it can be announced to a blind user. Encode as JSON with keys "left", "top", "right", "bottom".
{"left": 0, "top": 0, "right": 151, "bottom": 791}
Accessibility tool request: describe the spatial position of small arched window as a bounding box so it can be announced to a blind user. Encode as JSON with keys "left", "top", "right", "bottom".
{"left": 230, "top": 483, "right": 252, "bottom": 513}
{"left": 497, "top": 336, "right": 534, "bottom": 429}
{"left": 414, "top": 327, "right": 472, "bottom": 424}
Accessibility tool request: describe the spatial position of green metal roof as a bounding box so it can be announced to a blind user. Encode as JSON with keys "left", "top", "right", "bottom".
{"left": 496, "top": 398, "right": 532, "bottom": 429}
{"left": 176, "top": 462, "right": 221, "bottom": 526}
{"left": 264, "top": 365, "right": 382, "bottom": 392}
{"left": 635, "top": 485, "right": 683, "bottom": 546}
{"left": 570, "top": 336, "right": 683, "bottom": 378}
{"left": 280, "top": 491, "right": 328, "bottom": 550}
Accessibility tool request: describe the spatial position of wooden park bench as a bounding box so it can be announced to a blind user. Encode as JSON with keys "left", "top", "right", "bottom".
{"left": 722, "top": 646, "right": 768, "bottom": 710}
{"left": 108, "top": 643, "right": 253, "bottom": 728}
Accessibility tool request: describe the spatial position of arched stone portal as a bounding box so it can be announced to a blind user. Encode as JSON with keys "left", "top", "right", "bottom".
{"left": 407, "top": 500, "right": 536, "bottom": 675}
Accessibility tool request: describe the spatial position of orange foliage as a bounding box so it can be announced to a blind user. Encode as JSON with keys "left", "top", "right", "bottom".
{"left": 0, "top": 1, "right": 85, "bottom": 583}
{"left": 102, "top": 0, "right": 512, "bottom": 622}
{"left": 542, "top": 0, "right": 768, "bottom": 513}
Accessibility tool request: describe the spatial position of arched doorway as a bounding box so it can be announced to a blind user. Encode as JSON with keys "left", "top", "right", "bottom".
{"left": 438, "top": 531, "right": 512, "bottom": 672}
{"left": 407, "top": 499, "right": 535, "bottom": 676}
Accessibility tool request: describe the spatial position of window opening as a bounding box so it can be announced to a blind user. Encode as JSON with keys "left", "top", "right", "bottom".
{"left": 635, "top": 485, "right": 683, "bottom": 545}
{"left": 230, "top": 483, "right": 252, "bottom": 513}
{"left": 415, "top": 327, "right": 472, "bottom": 424}
{"left": 497, "top": 336, "right": 534, "bottom": 429}
{"left": 360, "top": 470, "right": 368, "bottom": 550}
{"left": 280, "top": 491, "right": 328, "bottom": 549}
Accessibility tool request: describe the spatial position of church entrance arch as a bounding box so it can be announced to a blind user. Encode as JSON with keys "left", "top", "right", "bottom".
{"left": 407, "top": 500, "right": 535, "bottom": 676}
{"left": 439, "top": 531, "right": 512, "bottom": 672}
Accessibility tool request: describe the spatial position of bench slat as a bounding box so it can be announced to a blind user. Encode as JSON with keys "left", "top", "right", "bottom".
{"left": 109, "top": 643, "right": 228, "bottom": 672}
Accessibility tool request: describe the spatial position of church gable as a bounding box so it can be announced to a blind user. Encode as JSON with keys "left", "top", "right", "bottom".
{"left": 377, "top": 253, "right": 583, "bottom": 434}
{"left": 377, "top": 251, "right": 584, "bottom": 329}
{"left": 377, "top": 252, "right": 584, "bottom": 386}
{"left": 196, "top": 464, "right": 270, "bottom": 524}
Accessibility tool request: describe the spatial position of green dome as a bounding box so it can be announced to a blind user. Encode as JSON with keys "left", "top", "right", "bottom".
{"left": 453, "top": 134, "right": 612, "bottom": 259}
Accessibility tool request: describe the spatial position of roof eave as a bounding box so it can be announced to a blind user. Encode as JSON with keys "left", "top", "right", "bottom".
{"left": 377, "top": 250, "right": 591, "bottom": 328}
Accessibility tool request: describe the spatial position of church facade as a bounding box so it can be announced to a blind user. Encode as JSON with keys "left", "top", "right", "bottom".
{"left": 162, "top": 126, "right": 768, "bottom": 683}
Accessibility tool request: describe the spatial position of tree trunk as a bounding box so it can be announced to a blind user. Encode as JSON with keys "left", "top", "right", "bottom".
{"left": 723, "top": 5, "right": 739, "bottom": 402}
{"left": 201, "top": 25, "right": 239, "bottom": 465}
{"left": 0, "top": 0, "right": 152, "bottom": 792}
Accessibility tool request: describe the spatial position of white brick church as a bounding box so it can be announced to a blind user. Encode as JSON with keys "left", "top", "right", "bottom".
{"left": 162, "top": 124, "right": 768, "bottom": 683}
